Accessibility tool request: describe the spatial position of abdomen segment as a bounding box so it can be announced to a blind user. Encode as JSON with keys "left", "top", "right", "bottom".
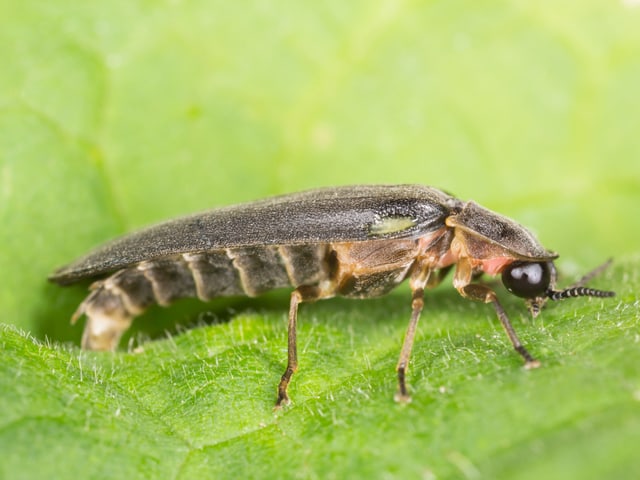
{"left": 75, "top": 244, "right": 330, "bottom": 350}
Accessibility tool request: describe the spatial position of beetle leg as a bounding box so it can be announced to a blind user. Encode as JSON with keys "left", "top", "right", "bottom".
{"left": 276, "top": 288, "right": 305, "bottom": 408}
{"left": 395, "top": 286, "right": 426, "bottom": 403}
{"left": 460, "top": 284, "right": 540, "bottom": 369}
{"left": 394, "top": 264, "right": 437, "bottom": 403}
{"left": 428, "top": 264, "right": 453, "bottom": 288}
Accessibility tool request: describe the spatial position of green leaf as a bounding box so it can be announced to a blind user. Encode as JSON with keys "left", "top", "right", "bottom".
{"left": 1, "top": 1, "right": 639, "bottom": 478}
{"left": 2, "top": 263, "right": 639, "bottom": 479}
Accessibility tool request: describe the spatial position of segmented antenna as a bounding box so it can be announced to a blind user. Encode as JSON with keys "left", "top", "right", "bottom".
{"left": 547, "top": 286, "right": 615, "bottom": 301}
{"left": 546, "top": 259, "right": 615, "bottom": 301}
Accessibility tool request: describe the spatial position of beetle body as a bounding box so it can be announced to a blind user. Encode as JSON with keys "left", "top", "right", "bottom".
{"left": 50, "top": 185, "right": 614, "bottom": 405}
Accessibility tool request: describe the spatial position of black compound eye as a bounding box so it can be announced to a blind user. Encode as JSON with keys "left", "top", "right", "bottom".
{"left": 502, "top": 262, "right": 551, "bottom": 299}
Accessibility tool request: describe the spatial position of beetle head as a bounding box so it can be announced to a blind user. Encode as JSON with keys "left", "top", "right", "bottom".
{"left": 501, "top": 260, "right": 615, "bottom": 317}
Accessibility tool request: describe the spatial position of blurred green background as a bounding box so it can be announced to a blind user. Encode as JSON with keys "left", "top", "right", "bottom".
{"left": 1, "top": 1, "right": 639, "bottom": 479}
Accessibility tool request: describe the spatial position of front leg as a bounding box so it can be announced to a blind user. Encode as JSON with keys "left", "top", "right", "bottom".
{"left": 460, "top": 283, "right": 540, "bottom": 369}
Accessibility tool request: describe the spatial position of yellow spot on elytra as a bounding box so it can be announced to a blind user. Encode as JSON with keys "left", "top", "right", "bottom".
{"left": 369, "top": 216, "right": 416, "bottom": 236}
